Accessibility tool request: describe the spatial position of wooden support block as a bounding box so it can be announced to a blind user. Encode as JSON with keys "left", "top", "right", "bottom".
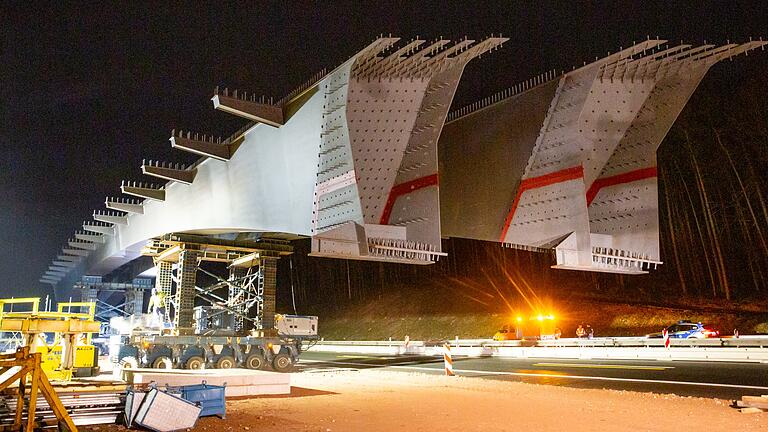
{"left": 739, "top": 407, "right": 766, "bottom": 414}
{"left": 741, "top": 395, "right": 768, "bottom": 409}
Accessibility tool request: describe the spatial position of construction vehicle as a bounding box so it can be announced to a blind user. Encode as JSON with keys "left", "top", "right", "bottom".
{"left": 0, "top": 298, "right": 101, "bottom": 381}
{"left": 100, "top": 233, "right": 319, "bottom": 373}
{"left": 493, "top": 312, "right": 558, "bottom": 341}
{"left": 110, "top": 314, "right": 317, "bottom": 373}
{"left": 114, "top": 333, "right": 300, "bottom": 372}
{"left": 110, "top": 311, "right": 318, "bottom": 373}
{"left": 111, "top": 312, "right": 318, "bottom": 372}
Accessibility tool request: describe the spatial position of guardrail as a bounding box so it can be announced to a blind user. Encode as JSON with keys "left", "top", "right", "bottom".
{"left": 309, "top": 336, "right": 768, "bottom": 348}
{"left": 303, "top": 336, "right": 768, "bottom": 363}
{"left": 513, "top": 336, "right": 768, "bottom": 348}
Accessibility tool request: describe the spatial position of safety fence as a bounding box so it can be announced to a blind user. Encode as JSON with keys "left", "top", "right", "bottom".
{"left": 304, "top": 336, "right": 768, "bottom": 363}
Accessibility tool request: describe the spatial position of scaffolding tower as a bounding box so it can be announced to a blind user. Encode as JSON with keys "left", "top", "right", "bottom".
{"left": 141, "top": 233, "right": 292, "bottom": 335}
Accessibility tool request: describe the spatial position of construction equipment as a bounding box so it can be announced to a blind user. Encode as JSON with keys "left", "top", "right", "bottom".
{"left": 110, "top": 233, "right": 317, "bottom": 373}
{"left": 275, "top": 314, "right": 318, "bottom": 338}
{"left": 140, "top": 233, "right": 294, "bottom": 334}
{"left": 0, "top": 347, "right": 78, "bottom": 431}
{"left": 112, "top": 331, "right": 306, "bottom": 373}
{"left": 0, "top": 298, "right": 101, "bottom": 381}
{"left": 493, "top": 312, "right": 559, "bottom": 341}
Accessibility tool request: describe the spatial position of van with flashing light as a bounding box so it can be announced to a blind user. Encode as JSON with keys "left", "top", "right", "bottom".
{"left": 493, "top": 313, "right": 558, "bottom": 341}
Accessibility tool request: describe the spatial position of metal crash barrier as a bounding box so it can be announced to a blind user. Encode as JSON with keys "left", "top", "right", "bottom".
{"left": 307, "top": 336, "right": 768, "bottom": 362}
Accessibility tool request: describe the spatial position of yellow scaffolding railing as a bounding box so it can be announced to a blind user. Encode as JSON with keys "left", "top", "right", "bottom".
{"left": 0, "top": 298, "right": 101, "bottom": 382}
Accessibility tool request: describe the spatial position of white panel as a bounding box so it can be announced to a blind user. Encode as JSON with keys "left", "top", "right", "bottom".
{"left": 588, "top": 177, "right": 659, "bottom": 257}
{"left": 346, "top": 78, "right": 430, "bottom": 223}
{"left": 387, "top": 66, "right": 465, "bottom": 250}
{"left": 505, "top": 178, "right": 590, "bottom": 251}
{"left": 135, "top": 389, "right": 201, "bottom": 432}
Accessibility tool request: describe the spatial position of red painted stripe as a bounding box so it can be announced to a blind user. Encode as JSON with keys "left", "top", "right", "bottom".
{"left": 586, "top": 167, "right": 658, "bottom": 206}
{"left": 498, "top": 166, "right": 584, "bottom": 243}
{"left": 379, "top": 173, "right": 439, "bottom": 225}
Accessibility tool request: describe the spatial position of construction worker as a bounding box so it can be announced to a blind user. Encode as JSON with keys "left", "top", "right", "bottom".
{"left": 586, "top": 324, "right": 594, "bottom": 339}
{"left": 576, "top": 324, "right": 586, "bottom": 338}
{"left": 147, "top": 287, "right": 166, "bottom": 327}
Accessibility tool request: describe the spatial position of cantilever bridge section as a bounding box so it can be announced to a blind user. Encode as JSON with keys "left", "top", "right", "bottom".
{"left": 41, "top": 36, "right": 510, "bottom": 298}
{"left": 40, "top": 37, "right": 766, "bottom": 299}
{"left": 439, "top": 39, "right": 766, "bottom": 274}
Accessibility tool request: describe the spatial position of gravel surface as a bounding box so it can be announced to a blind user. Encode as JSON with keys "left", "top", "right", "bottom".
{"left": 82, "top": 368, "right": 765, "bottom": 432}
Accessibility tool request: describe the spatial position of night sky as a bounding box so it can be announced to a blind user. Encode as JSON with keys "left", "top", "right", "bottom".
{"left": 1, "top": 1, "right": 766, "bottom": 298}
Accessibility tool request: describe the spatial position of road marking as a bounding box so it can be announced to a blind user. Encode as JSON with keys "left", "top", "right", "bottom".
{"left": 532, "top": 362, "right": 673, "bottom": 371}
{"left": 337, "top": 355, "right": 399, "bottom": 360}
{"left": 299, "top": 359, "right": 768, "bottom": 391}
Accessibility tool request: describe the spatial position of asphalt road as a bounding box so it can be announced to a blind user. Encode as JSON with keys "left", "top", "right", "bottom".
{"left": 297, "top": 351, "right": 768, "bottom": 400}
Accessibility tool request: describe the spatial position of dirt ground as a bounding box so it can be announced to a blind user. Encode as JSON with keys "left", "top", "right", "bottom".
{"left": 87, "top": 369, "right": 767, "bottom": 432}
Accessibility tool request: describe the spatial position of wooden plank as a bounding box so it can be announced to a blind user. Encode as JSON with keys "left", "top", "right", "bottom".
{"left": 53, "top": 384, "right": 127, "bottom": 393}
{"left": 740, "top": 407, "right": 766, "bottom": 414}
{"left": 38, "top": 369, "right": 78, "bottom": 432}
{"left": 742, "top": 396, "right": 768, "bottom": 410}
{"left": 26, "top": 355, "right": 41, "bottom": 432}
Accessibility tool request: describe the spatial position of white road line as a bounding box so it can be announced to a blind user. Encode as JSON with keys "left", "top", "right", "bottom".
{"left": 299, "top": 359, "right": 768, "bottom": 391}
{"left": 532, "top": 362, "right": 674, "bottom": 370}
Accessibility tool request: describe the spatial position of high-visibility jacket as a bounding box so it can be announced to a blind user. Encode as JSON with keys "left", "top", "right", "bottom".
{"left": 147, "top": 292, "right": 166, "bottom": 312}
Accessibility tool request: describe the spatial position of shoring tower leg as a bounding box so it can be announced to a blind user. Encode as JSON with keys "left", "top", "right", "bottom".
{"left": 174, "top": 249, "right": 199, "bottom": 334}
{"left": 228, "top": 266, "right": 248, "bottom": 333}
{"left": 155, "top": 261, "right": 173, "bottom": 321}
{"left": 259, "top": 257, "right": 278, "bottom": 330}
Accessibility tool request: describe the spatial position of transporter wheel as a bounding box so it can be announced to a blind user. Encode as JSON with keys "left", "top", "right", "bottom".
{"left": 114, "top": 356, "right": 139, "bottom": 381}
{"left": 185, "top": 356, "right": 205, "bottom": 370}
{"left": 120, "top": 356, "right": 139, "bottom": 369}
{"left": 272, "top": 353, "right": 293, "bottom": 372}
{"left": 216, "top": 355, "right": 236, "bottom": 369}
{"left": 245, "top": 353, "right": 266, "bottom": 370}
{"left": 152, "top": 356, "right": 173, "bottom": 369}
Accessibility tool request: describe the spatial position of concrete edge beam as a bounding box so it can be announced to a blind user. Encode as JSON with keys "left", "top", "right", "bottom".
{"left": 106, "top": 201, "right": 144, "bottom": 214}
{"left": 141, "top": 165, "right": 196, "bottom": 185}
{"left": 121, "top": 185, "right": 166, "bottom": 202}
{"left": 212, "top": 94, "right": 284, "bottom": 127}
{"left": 62, "top": 248, "right": 90, "bottom": 256}
{"left": 57, "top": 255, "right": 82, "bottom": 262}
{"left": 68, "top": 241, "right": 97, "bottom": 250}
{"left": 83, "top": 224, "right": 115, "bottom": 236}
{"left": 170, "top": 135, "right": 231, "bottom": 161}
{"left": 75, "top": 233, "right": 105, "bottom": 243}
{"left": 93, "top": 213, "right": 128, "bottom": 225}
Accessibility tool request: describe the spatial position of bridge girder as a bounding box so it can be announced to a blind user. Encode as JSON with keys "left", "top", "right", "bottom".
{"left": 41, "top": 36, "right": 765, "bottom": 297}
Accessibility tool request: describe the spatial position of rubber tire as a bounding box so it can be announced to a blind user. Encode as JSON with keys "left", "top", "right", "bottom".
{"left": 185, "top": 356, "right": 206, "bottom": 370}
{"left": 216, "top": 355, "right": 236, "bottom": 369}
{"left": 152, "top": 356, "right": 173, "bottom": 369}
{"left": 245, "top": 353, "right": 266, "bottom": 370}
{"left": 120, "top": 356, "right": 139, "bottom": 369}
{"left": 272, "top": 353, "right": 293, "bottom": 372}
{"left": 115, "top": 356, "right": 139, "bottom": 381}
